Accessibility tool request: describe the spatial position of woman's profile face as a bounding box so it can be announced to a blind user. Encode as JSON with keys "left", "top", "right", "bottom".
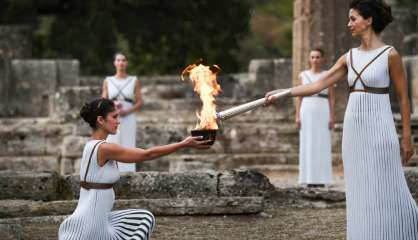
{"left": 100, "top": 110, "right": 120, "bottom": 134}
{"left": 309, "top": 50, "right": 323, "bottom": 68}
{"left": 347, "top": 9, "right": 371, "bottom": 37}
{"left": 114, "top": 54, "right": 128, "bottom": 72}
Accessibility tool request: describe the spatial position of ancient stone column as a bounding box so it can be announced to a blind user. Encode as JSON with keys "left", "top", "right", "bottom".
{"left": 293, "top": 0, "right": 354, "bottom": 121}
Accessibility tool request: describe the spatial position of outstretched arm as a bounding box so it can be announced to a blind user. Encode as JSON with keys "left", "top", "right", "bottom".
{"left": 290, "top": 55, "right": 347, "bottom": 97}
{"left": 97, "top": 137, "right": 210, "bottom": 166}
{"left": 266, "top": 55, "right": 348, "bottom": 102}
{"left": 389, "top": 49, "right": 413, "bottom": 164}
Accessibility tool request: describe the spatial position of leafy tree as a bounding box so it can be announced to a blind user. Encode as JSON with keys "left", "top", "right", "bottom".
{"left": 1, "top": 0, "right": 252, "bottom": 75}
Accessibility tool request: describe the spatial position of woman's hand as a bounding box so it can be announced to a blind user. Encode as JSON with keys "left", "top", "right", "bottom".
{"left": 328, "top": 116, "right": 335, "bottom": 130}
{"left": 119, "top": 109, "right": 129, "bottom": 117}
{"left": 264, "top": 89, "right": 290, "bottom": 106}
{"left": 401, "top": 136, "right": 414, "bottom": 165}
{"left": 295, "top": 116, "right": 301, "bottom": 129}
{"left": 181, "top": 136, "right": 211, "bottom": 149}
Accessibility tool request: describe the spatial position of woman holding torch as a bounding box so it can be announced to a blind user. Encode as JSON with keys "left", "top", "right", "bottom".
{"left": 266, "top": 0, "right": 417, "bottom": 239}
{"left": 59, "top": 98, "right": 210, "bottom": 240}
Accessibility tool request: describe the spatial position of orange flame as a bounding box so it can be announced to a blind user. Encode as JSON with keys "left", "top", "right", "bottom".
{"left": 182, "top": 59, "right": 222, "bottom": 130}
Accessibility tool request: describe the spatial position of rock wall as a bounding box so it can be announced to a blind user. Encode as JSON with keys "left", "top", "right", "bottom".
{"left": 1, "top": 59, "right": 79, "bottom": 117}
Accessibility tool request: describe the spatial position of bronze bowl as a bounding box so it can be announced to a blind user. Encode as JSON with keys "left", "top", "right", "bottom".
{"left": 191, "top": 129, "right": 217, "bottom": 145}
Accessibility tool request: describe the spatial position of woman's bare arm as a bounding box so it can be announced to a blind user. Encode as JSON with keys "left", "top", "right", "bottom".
{"left": 295, "top": 75, "right": 303, "bottom": 129}
{"left": 97, "top": 137, "right": 209, "bottom": 166}
{"left": 102, "top": 78, "right": 109, "bottom": 98}
{"left": 125, "top": 78, "right": 142, "bottom": 115}
{"left": 328, "top": 84, "right": 336, "bottom": 129}
{"left": 290, "top": 55, "right": 348, "bottom": 97}
{"left": 265, "top": 55, "right": 348, "bottom": 103}
{"left": 389, "top": 49, "right": 414, "bottom": 164}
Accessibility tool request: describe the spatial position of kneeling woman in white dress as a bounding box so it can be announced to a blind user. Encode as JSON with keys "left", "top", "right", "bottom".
{"left": 102, "top": 52, "right": 141, "bottom": 172}
{"left": 296, "top": 48, "right": 335, "bottom": 187}
{"left": 58, "top": 98, "right": 210, "bottom": 240}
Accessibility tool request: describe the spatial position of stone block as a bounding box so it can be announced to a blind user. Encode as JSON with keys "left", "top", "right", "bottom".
{"left": 10, "top": 60, "right": 57, "bottom": 117}
{"left": 247, "top": 58, "right": 292, "bottom": 98}
{"left": 0, "top": 118, "right": 73, "bottom": 157}
{"left": 0, "top": 156, "right": 59, "bottom": 172}
{"left": 218, "top": 169, "right": 275, "bottom": 197}
{"left": 405, "top": 167, "right": 418, "bottom": 199}
{"left": 0, "top": 171, "right": 60, "bottom": 201}
{"left": 79, "top": 75, "right": 104, "bottom": 86}
{"left": 56, "top": 60, "right": 80, "bottom": 87}
{"left": 61, "top": 136, "right": 89, "bottom": 158}
{"left": 50, "top": 86, "right": 101, "bottom": 120}
{"left": 0, "top": 170, "right": 271, "bottom": 201}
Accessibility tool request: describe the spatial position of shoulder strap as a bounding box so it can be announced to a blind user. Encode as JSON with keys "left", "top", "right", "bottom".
{"left": 83, "top": 140, "right": 104, "bottom": 181}
{"left": 108, "top": 78, "right": 133, "bottom": 100}
{"left": 349, "top": 46, "right": 392, "bottom": 89}
{"left": 302, "top": 72, "right": 312, "bottom": 83}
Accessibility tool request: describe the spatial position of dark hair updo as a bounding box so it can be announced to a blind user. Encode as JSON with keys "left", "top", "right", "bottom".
{"left": 80, "top": 98, "right": 115, "bottom": 129}
{"left": 350, "top": 0, "right": 393, "bottom": 33}
{"left": 311, "top": 48, "right": 325, "bottom": 57}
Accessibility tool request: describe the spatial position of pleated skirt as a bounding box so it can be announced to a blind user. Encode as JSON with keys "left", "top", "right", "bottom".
{"left": 342, "top": 93, "right": 418, "bottom": 240}
{"left": 58, "top": 188, "right": 155, "bottom": 240}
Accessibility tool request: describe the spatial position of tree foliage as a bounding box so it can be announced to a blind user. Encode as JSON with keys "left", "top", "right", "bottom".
{"left": 233, "top": 0, "right": 293, "bottom": 70}
{"left": 1, "top": 0, "right": 252, "bottom": 75}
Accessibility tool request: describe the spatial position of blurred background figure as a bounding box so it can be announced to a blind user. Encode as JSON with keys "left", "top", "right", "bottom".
{"left": 295, "top": 48, "right": 335, "bottom": 187}
{"left": 102, "top": 52, "right": 142, "bottom": 172}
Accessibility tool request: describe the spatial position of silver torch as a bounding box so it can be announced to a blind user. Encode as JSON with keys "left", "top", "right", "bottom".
{"left": 215, "top": 89, "right": 291, "bottom": 122}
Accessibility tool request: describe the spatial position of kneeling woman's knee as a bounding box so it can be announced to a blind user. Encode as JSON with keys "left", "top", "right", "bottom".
{"left": 143, "top": 210, "right": 155, "bottom": 229}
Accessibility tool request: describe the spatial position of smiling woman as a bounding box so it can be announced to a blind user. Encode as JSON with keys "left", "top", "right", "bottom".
{"left": 58, "top": 98, "right": 210, "bottom": 240}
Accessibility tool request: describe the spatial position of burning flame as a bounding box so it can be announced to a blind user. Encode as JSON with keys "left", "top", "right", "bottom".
{"left": 182, "top": 59, "right": 222, "bottom": 130}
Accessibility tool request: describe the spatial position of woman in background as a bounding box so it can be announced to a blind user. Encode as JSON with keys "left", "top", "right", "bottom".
{"left": 296, "top": 48, "right": 335, "bottom": 187}
{"left": 102, "top": 52, "right": 141, "bottom": 172}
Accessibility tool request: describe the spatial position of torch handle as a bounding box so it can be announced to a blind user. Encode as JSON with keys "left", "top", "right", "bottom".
{"left": 216, "top": 90, "right": 290, "bottom": 121}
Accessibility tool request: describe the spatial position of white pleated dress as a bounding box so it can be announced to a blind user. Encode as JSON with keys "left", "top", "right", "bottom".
{"left": 59, "top": 140, "right": 155, "bottom": 240}
{"left": 106, "top": 76, "right": 137, "bottom": 172}
{"left": 298, "top": 70, "right": 333, "bottom": 185}
{"left": 343, "top": 46, "right": 418, "bottom": 240}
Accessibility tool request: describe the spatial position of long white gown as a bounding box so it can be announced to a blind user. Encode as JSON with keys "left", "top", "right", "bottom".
{"left": 58, "top": 140, "right": 155, "bottom": 240}
{"left": 298, "top": 70, "right": 333, "bottom": 185}
{"left": 343, "top": 45, "right": 418, "bottom": 239}
{"left": 106, "top": 76, "right": 137, "bottom": 172}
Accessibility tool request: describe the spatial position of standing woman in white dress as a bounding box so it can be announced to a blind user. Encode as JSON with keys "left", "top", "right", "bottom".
{"left": 266, "top": 0, "right": 417, "bottom": 239}
{"left": 296, "top": 49, "right": 335, "bottom": 187}
{"left": 58, "top": 98, "right": 210, "bottom": 240}
{"left": 102, "top": 52, "right": 141, "bottom": 172}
